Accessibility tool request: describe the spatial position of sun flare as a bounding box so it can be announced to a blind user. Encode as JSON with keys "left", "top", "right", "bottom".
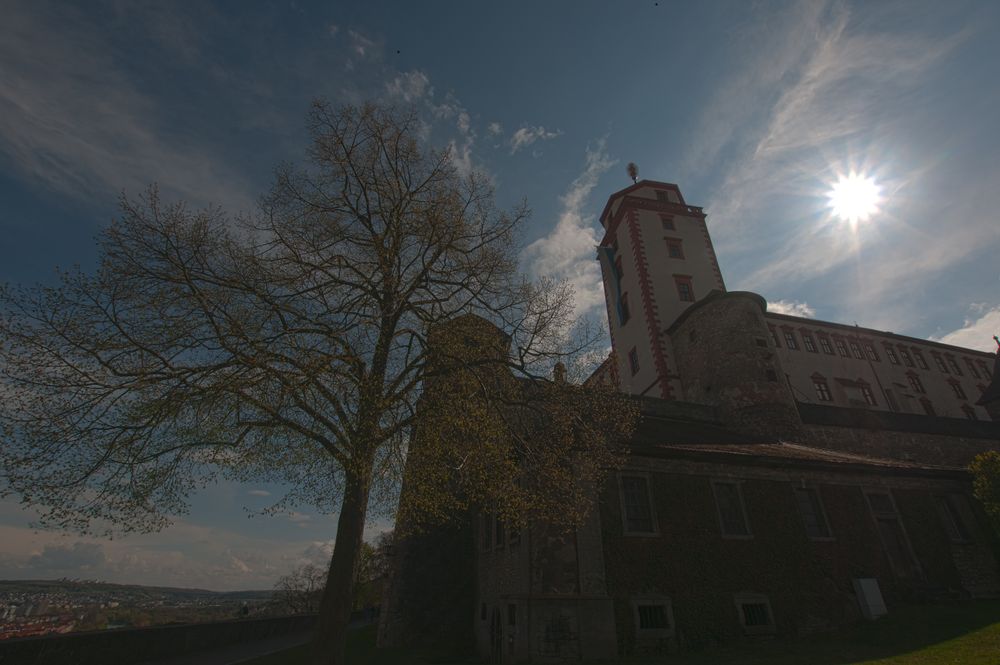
{"left": 827, "top": 172, "right": 881, "bottom": 225}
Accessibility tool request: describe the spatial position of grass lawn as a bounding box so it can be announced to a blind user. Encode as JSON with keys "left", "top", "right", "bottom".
{"left": 240, "top": 600, "right": 1000, "bottom": 665}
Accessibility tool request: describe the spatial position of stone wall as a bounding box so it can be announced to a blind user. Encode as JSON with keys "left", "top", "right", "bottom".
{"left": 600, "top": 459, "right": 999, "bottom": 655}
{"left": 669, "top": 292, "right": 804, "bottom": 441}
{"left": 0, "top": 614, "right": 316, "bottom": 665}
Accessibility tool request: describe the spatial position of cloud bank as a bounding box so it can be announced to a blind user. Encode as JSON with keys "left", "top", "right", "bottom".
{"left": 523, "top": 139, "right": 617, "bottom": 318}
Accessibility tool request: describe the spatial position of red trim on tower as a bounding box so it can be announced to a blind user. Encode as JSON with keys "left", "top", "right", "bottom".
{"left": 626, "top": 209, "right": 674, "bottom": 399}
{"left": 600, "top": 196, "right": 705, "bottom": 246}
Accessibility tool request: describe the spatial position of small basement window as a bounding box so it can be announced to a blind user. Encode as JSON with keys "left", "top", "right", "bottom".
{"left": 631, "top": 596, "right": 674, "bottom": 639}
{"left": 735, "top": 594, "right": 775, "bottom": 635}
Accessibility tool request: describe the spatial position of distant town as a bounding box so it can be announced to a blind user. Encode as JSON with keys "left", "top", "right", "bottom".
{"left": 0, "top": 579, "right": 275, "bottom": 640}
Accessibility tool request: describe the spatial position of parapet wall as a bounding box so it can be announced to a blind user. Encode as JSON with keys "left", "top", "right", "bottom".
{"left": 0, "top": 613, "right": 316, "bottom": 665}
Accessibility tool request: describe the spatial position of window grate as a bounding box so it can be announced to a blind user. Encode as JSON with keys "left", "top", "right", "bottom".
{"left": 741, "top": 602, "right": 771, "bottom": 627}
{"left": 637, "top": 604, "right": 668, "bottom": 630}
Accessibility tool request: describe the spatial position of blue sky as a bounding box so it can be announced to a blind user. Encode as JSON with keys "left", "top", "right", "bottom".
{"left": 1, "top": 0, "right": 999, "bottom": 590}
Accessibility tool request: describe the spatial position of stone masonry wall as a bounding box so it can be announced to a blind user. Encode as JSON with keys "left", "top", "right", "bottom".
{"left": 601, "top": 460, "right": 998, "bottom": 655}
{"left": 669, "top": 292, "right": 804, "bottom": 441}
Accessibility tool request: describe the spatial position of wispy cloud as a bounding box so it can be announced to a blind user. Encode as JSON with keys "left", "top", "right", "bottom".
{"left": 767, "top": 300, "right": 816, "bottom": 318}
{"left": 385, "top": 70, "right": 431, "bottom": 103}
{"left": 0, "top": 519, "right": 315, "bottom": 591}
{"left": 348, "top": 29, "right": 377, "bottom": 58}
{"left": 0, "top": 1, "right": 256, "bottom": 212}
{"left": 522, "top": 139, "right": 617, "bottom": 317}
{"left": 678, "top": 2, "right": 988, "bottom": 336}
{"left": 247, "top": 489, "right": 271, "bottom": 497}
{"left": 509, "top": 125, "right": 563, "bottom": 155}
{"left": 931, "top": 304, "right": 1000, "bottom": 353}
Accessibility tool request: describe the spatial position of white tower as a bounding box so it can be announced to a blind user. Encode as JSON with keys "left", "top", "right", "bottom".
{"left": 596, "top": 180, "right": 726, "bottom": 398}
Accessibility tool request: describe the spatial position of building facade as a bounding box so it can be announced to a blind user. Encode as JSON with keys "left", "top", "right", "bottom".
{"left": 380, "top": 180, "right": 1000, "bottom": 663}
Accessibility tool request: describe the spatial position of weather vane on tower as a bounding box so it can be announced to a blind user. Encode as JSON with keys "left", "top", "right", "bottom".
{"left": 627, "top": 163, "right": 638, "bottom": 184}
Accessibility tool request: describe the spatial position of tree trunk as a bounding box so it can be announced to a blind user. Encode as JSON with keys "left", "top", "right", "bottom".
{"left": 311, "top": 467, "right": 372, "bottom": 665}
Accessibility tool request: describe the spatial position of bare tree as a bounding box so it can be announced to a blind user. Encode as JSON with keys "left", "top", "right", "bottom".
{"left": 0, "top": 102, "right": 635, "bottom": 664}
{"left": 274, "top": 563, "right": 326, "bottom": 615}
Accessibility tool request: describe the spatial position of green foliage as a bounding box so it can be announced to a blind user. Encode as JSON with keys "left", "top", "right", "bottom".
{"left": 0, "top": 101, "right": 633, "bottom": 665}
{"left": 970, "top": 451, "right": 1000, "bottom": 535}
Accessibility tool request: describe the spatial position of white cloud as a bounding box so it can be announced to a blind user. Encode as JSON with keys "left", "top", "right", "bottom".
{"left": 0, "top": 1, "right": 256, "bottom": 212}
{"left": 287, "top": 511, "right": 312, "bottom": 525}
{"left": 0, "top": 520, "right": 303, "bottom": 591}
{"left": 522, "top": 139, "right": 617, "bottom": 317}
{"left": 247, "top": 489, "right": 271, "bottom": 497}
{"left": 487, "top": 122, "right": 502, "bottom": 136}
{"left": 767, "top": 299, "right": 816, "bottom": 318}
{"left": 385, "top": 70, "right": 431, "bottom": 103}
{"left": 348, "top": 29, "right": 376, "bottom": 58}
{"left": 509, "top": 125, "right": 563, "bottom": 155}
{"left": 692, "top": 3, "right": 971, "bottom": 278}
{"left": 932, "top": 305, "right": 1000, "bottom": 353}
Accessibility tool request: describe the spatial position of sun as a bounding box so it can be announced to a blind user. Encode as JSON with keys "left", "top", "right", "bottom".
{"left": 827, "top": 172, "right": 881, "bottom": 226}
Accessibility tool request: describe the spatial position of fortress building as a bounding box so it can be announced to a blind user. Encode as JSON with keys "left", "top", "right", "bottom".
{"left": 379, "top": 181, "right": 1000, "bottom": 662}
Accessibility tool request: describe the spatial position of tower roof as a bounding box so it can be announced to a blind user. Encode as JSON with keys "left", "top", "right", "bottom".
{"left": 598, "top": 179, "right": 686, "bottom": 227}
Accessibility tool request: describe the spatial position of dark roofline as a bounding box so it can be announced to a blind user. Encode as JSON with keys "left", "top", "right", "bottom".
{"left": 631, "top": 444, "right": 969, "bottom": 480}
{"left": 599, "top": 179, "right": 686, "bottom": 226}
{"left": 798, "top": 402, "right": 1000, "bottom": 440}
{"left": 664, "top": 290, "right": 766, "bottom": 335}
{"left": 765, "top": 311, "right": 996, "bottom": 360}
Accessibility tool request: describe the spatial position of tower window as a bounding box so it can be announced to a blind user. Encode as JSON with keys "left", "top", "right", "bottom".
{"left": 802, "top": 332, "right": 817, "bottom": 352}
{"left": 674, "top": 276, "right": 694, "bottom": 302}
{"left": 908, "top": 374, "right": 926, "bottom": 394}
{"left": 628, "top": 347, "right": 640, "bottom": 375}
{"left": 978, "top": 360, "right": 992, "bottom": 378}
{"left": 813, "top": 378, "right": 833, "bottom": 402}
{"left": 769, "top": 326, "right": 781, "bottom": 348}
{"left": 660, "top": 215, "right": 675, "bottom": 230}
{"left": 899, "top": 348, "right": 914, "bottom": 367}
{"left": 936, "top": 495, "right": 972, "bottom": 542}
{"left": 864, "top": 343, "right": 879, "bottom": 361}
{"left": 933, "top": 354, "right": 949, "bottom": 373}
{"left": 712, "top": 481, "right": 751, "bottom": 538}
{"left": 950, "top": 382, "right": 967, "bottom": 400}
{"left": 834, "top": 339, "right": 849, "bottom": 358}
{"left": 966, "top": 358, "right": 981, "bottom": 379}
{"left": 665, "top": 238, "right": 684, "bottom": 259}
{"left": 861, "top": 385, "right": 878, "bottom": 406}
{"left": 920, "top": 398, "right": 936, "bottom": 416}
{"left": 620, "top": 474, "right": 656, "bottom": 534}
{"left": 794, "top": 486, "right": 832, "bottom": 539}
{"left": 885, "top": 346, "right": 899, "bottom": 364}
{"left": 614, "top": 255, "right": 624, "bottom": 281}
{"left": 946, "top": 356, "right": 963, "bottom": 375}
{"left": 783, "top": 331, "right": 799, "bottom": 350}
{"left": 850, "top": 341, "right": 864, "bottom": 360}
{"left": 962, "top": 405, "right": 978, "bottom": 420}
{"left": 620, "top": 292, "right": 631, "bottom": 324}
{"left": 819, "top": 336, "right": 834, "bottom": 355}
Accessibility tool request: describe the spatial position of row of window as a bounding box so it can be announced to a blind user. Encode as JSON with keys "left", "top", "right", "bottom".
{"left": 809, "top": 373, "right": 982, "bottom": 419}
{"left": 769, "top": 325, "right": 993, "bottom": 380}
{"left": 631, "top": 593, "right": 774, "bottom": 639}
{"left": 620, "top": 474, "right": 974, "bottom": 546}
